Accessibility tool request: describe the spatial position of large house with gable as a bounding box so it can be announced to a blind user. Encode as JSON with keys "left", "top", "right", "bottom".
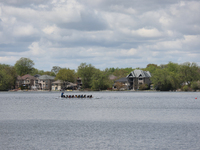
{"left": 15, "top": 74, "right": 36, "bottom": 90}
{"left": 126, "top": 70, "right": 151, "bottom": 90}
{"left": 38, "top": 75, "right": 55, "bottom": 90}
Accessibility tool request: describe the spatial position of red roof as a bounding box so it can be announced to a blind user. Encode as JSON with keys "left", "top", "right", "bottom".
{"left": 20, "top": 74, "right": 36, "bottom": 80}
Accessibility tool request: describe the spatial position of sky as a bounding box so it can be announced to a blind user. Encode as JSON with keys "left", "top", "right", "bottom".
{"left": 0, "top": 0, "right": 200, "bottom": 71}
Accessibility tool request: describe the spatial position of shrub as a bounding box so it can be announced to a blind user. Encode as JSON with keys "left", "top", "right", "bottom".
{"left": 139, "top": 84, "right": 148, "bottom": 90}
{"left": 191, "top": 81, "right": 200, "bottom": 91}
{"left": 182, "top": 85, "right": 189, "bottom": 91}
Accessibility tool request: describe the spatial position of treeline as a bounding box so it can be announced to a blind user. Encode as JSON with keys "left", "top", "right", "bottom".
{"left": 145, "top": 62, "right": 200, "bottom": 91}
{"left": 1, "top": 57, "right": 200, "bottom": 91}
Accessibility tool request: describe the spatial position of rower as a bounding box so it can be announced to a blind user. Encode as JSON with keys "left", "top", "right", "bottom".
{"left": 61, "top": 92, "right": 64, "bottom": 97}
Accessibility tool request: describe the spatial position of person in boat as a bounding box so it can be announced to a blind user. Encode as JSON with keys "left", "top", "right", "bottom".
{"left": 61, "top": 92, "right": 64, "bottom": 97}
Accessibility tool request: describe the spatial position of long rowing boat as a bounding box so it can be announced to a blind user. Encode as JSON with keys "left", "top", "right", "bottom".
{"left": 61, "top": 95, "right": 92, "bottom": 98}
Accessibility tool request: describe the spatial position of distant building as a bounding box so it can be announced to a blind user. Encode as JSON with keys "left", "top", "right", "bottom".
{"left": 15, "top": 74, "right": 36, "bottom": 90}
{"left": 33, "top": 74, "right": 41, "bottom": 90}
{"left": 38, "top": 75, "right": 55, "bottom": 90}
{"left": 113, "top": 77, "right": 129, "bottom": 90}
{"left": 109, "top": 75, "right": 117, "bottom": 80}
{"left": 126, "top": 70, "right": 151, "bottom": 90}
{"left": 76, "top": 77, "right": 82, "bottom": 89}
{"left": 51, "top": 80, "right": 63, "bottom": 91}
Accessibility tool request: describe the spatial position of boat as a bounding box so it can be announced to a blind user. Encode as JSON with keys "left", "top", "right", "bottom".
{"left": 61, "top": 94, "right": 92, "bottom": 98}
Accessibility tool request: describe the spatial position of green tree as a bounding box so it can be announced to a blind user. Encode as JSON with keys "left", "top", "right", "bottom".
{"left": 51, "top": 66, "right": 61, "bottom": 75}
{"left": 179, "top": 62, "right": 200, "bottom": 86}
{"left": 191, "top": 81, "right": 200, "bottom": 91}
{"left": 14, "top": 57, "right": 34, "bottom": 76}
{"left": 31, "top": 68, "right": 45, "bottom": 75}
{"left": 0, "top": 64, "right": 17, "bottom": 91}
{"left": 55, "top": 68, "right": 76, "bottom": 83}
{"left": 113, "top": 68, "right": 130, "bottom": 79}
{"left": 43, "top": 71, "right": 56, "bottom": 76}
{"left": 145, "top": 64, "right": 160, "bottom": 75}
{"left": 150, "top": 68, "right": 172, "bottom": 91}
{"left": 91, "top": 69, "right": 111, "bottom": 90}
{"left": 77, "top": 63, "right": 96, "bottom": 89}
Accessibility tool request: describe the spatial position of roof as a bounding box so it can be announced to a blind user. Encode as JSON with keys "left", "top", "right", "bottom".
{"left": 67, "top": 82, "right": 77, "bottom": 87}
{"left": 115, "top": 77, "right": 128, "bottom": 83}
{"left": 52, "top": 80, "right": 63, "bottom": 84}
{"left": 109, "top": 75, "right": 117, "bottom": 80}
{"left": 34, "top": 74, "right": 41, "bottom": 78}
{"left": 127, "top": 70, "right": 151, "bottom": 78}
{"left": 20, "top": 74, "right": 36, "bottom": 80}
{"left": 39, "top": 75, "right": 55, "bottom": 80}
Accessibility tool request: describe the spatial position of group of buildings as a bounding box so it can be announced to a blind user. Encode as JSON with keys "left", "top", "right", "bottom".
{"left": 15, "top": 70, "right": 152, "bottom": 91}
{"left": 113, "top": 69, "right": 152, "bottom": 90}
{"left": 15, "top": 74, "right": 82, "bottom": 91}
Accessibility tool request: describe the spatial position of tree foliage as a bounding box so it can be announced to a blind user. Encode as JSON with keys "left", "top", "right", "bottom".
{"left": 51, "top": 66, "right": 61, "bottom": 75}
{"left": 91, "top": 69, "right": 111, "bottom": 90}
{"left": 14, "top": 57, "right": 34, "bottom": 76}
{"left": 55, "top": 68, "right": 76, "bottom": 83}
{"left": 191, "top": 81, "right": 200, "bottom": 91}
{"left": 179, "top": 62, "right": 200, "bottom": 86}
{"left": 77, "top": 63, "right": 96, "bottom": 89}
{"left": 0, "top": 64, "right": 17, "bottom": 91}
{"left": 150, "top": 62, "right": 200, "bottom": 91}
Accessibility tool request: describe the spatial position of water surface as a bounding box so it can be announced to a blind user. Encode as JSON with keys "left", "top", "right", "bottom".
{"left": 0, "top": 91, "right": 200, "bottom": 149}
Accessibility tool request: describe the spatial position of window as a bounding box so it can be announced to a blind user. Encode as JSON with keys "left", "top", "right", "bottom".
{"left": 139, "top": 78, "right": 143, "bottom": 80}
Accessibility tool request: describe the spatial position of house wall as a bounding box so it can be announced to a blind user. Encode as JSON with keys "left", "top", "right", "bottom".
{"left": 131, "top": 77, "right": 151, "bottom": 90}
{"left": 52, "top": 84, "right": 62, "bottom": 91}
{"left": 39, "top": 80, "right": 52, "bottom": 90}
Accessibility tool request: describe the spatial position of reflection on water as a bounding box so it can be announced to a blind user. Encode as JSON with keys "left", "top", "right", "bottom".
{"left": 0, "top": 91, "right": 200, "bottom": 149}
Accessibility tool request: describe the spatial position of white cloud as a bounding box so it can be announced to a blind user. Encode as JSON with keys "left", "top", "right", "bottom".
{"left": 132, "top": 28, "right": 162, "bottom": 38}
{"left": 0, "top": 0, "right": 200, "bottom": 71}
{"left": 42, "top": 25, "right": 57, "bottom": 34}
{"left": 13, "top": 25, "right": 38, "bottom": 36}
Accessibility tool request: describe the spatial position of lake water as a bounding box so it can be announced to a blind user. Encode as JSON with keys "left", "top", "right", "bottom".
{"left": 0, "top": 91, "right": 200, "bottom": 150}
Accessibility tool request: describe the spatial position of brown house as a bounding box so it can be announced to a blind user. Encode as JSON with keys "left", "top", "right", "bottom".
{"left": 15, "top": 74, "right": 36, "bottom": 90}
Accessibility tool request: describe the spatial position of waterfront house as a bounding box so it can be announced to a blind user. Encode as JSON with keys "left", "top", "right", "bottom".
{"left": 15, "top": 74, "right": 36, "bottom": 90}
{"left": 76, "top": 77, "right": 82, "bottom": 89}
{"left": 38, "top": 75, "right": 55, "bottom": 90}
{"left": 126, "top": 70, "right": 151, "bottom": 90}
{"left": 33, "top": 74, "right": 41, "bottom": 90}
{"left": 52, "top": 80, "right": 63, "bottom": 91}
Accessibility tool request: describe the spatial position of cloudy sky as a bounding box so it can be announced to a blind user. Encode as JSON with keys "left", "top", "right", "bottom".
{"left": 0, "top": 0, "right": 200, "bottom": 71}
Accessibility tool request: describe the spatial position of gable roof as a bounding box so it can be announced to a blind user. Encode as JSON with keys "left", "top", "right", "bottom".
{"left": 39, "top": 75, "right": 55, "bottom": 80}
{"left": 52, "top": 80, "right": 63, "bottom": 84}
{"left": 127, "top": 70, "right": 151, "bottom": 78}
{"left": 20, "top": 74, "right": 36, "bottom": 80}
